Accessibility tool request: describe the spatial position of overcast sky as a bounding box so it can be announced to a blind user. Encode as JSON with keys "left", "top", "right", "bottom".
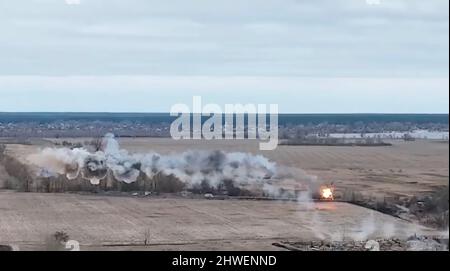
{"left": 0, "top": 0, "right": 448, "bottom": 113}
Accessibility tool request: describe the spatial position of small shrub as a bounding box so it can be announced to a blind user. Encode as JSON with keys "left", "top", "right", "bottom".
{"left": 430, "top": 211, "right": 449, "bottom": 230}
{"left": 44, "top": 231, "right": 70, "bottom": 251}
{"left": 0, "top": 245, "right": 13, "bottom": 251}
{"left": 54, "top": 231, "right": 70, "bottom": 243}
{"left": 0, "top": 144, "right": 6, "bottom": 156}
{"left": 144, "top": 228, "right": 151, "bottom": 246}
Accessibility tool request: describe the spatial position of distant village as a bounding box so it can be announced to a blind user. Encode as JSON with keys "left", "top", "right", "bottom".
{"left": 0, "top": 119, "right": 448, "bottom": 140}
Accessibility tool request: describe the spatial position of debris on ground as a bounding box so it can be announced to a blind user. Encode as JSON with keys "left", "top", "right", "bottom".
{"left": 406, "top": 235, "right": 449, "bottom": 251}
{"left": 364, "top": 240, "right": 380, "bottom": 251}
{"left": 204, "top": 193, "right": 214, "bottom": 199}
{"left": 274, "top": 236, "right": 448, "bottom": 251}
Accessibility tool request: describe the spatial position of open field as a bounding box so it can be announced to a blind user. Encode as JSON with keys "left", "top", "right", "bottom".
{"left": 5, "top": 137, "right": 447, "bottom": 199}
{"left": 1, "top": 137, "right": 448, "bottom": 250}
{"left": 0, "top": 191, "right": 441, "bottom": 251}
{"left": 118, "top": 138, "right": 449, "bottom": 198}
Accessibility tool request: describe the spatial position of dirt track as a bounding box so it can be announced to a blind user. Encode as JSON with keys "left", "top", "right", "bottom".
{"left": 0, "top": 191, "right": 441, "bottom": 251}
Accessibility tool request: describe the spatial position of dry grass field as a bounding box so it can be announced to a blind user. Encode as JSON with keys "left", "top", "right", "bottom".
{"left": 116, "top": 138, "right": 449, "bottom": 198}
{"left": 0, "top": 191, "right": 440, "bottom": 251}
{"left": 17, "top": 137, "right": 445, "bottom": 199}
{"left": 3, "top": 138, "right": 449, "bottom": 198}
{"left": 0, "top": 137, "right": 448, "bottom": 250}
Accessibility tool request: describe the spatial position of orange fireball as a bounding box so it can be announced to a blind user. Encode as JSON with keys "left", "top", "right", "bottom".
{"left": 320, "top": 186, "right": 334, "bottom": 200}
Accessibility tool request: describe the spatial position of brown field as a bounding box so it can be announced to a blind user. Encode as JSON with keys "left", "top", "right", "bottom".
{"left": 0, "top": 191, "right": 440, "bottom": 251}
{"left": 118, "top": 138, "right": 449, "bottom": 198}
{"left": 6, "top": 137, "right": 446, "bottom": 198}
{"left": 0, "top": 138, "right": 448, "bottom": 250}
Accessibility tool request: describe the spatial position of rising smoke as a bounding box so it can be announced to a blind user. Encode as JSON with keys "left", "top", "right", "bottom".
{"left": 26, "top": 134, "right": 312, "bottom": 195}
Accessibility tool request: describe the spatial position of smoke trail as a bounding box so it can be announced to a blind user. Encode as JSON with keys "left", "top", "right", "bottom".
{"left": 27, "top": 134, "right": 295, "bottom": 192}
{"left": 350, "top": 211, "right": 377, "bottom": 241}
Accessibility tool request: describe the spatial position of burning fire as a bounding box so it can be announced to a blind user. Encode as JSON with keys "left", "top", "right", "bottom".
{"left": 320, "top": 186, "right": 334, "bottom": 200}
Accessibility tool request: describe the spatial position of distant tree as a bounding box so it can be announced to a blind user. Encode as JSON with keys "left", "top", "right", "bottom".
{"left": 90, "top": 136, "right": 104, "bottom": 152}
{"left": 0, "top": 144, "right": 5, "bottom": 157}
{"left": 403, "top": 133, "right": 415, "bottom": 141}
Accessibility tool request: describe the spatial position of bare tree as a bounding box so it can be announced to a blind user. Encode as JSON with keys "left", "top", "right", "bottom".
{"left": 89, "top": 136, "right": 104, "bottom": 152}
{"left": 144, "top": 228, "right": 151, "bottom": 246}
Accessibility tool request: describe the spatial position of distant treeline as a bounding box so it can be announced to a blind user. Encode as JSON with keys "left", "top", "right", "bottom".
{"left": 279, "top": 137, "right": 392, "bottom": 147}
{"left": 0, "top": 113, "right": 448, "bottom": 125}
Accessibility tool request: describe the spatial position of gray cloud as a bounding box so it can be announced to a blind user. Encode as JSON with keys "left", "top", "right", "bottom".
{"left": 0, "top": 0, "right": 448, "bottom": 113}
{"left": 0, "top": 0, "right": 448, "bottom": 77}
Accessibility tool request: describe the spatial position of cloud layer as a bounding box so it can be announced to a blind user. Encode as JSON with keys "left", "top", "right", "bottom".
{"left": 0, "top": 0, "right": 448, "bottom": 77}
{"left": 0, "top": 0, "right": 448, "bottom": 112}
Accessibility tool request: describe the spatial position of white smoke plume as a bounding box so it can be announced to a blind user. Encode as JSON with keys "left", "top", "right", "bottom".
{"left": 27, "top": 134, "right": 303, "bottom": 193}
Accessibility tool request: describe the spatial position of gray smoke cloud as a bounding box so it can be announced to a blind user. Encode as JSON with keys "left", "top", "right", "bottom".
{"left": 27, "top": 134, "right": 311, "bottom": 194}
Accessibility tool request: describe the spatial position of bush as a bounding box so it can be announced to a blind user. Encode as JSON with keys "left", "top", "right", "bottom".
{"left": 44, "top": 231, "right": 70, "bottom": 251}
{"left": 2, "top": 155, "right": 31, "bottom": 192}
{"left": 429, "top": 211, "right": 449, "bottom": 230}
{"left": 0, "top": 245, "right": 13, "bottom": 251}
{"left": 423, "top": 187, "right": 449, "bottom": 214}
{"left": 0, "top": 144, "right": 5, "bottom": 156}
{"left": 341, "top": 189, "right": 364, "bottom": 203}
